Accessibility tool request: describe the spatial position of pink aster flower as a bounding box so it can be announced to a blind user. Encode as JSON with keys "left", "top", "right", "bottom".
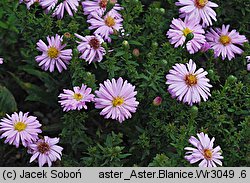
{"left": 247, "top": 56, "right": 250, "bottom": 71}
{"left": 75, "top": 33, "right": 106, "bottom": 64}
{"left": 185, "top": 132, "right": 223, "bottom": 167}
{"left": 166, "top": 59, "right": 212, "bottom": 106}
{"left": 58, "top": 84, "right": 95, "bottom": 112}
{"left": 29, "top": 136, "right": 63, "bottom": 167}
{"left": 206, "top": 25, "right": 248, "bottom": 60}
{"left": 39, "top": 0, "right": 58, "bottom": 13}
{"left": 95, "top": 77, "right": 139, "bottom": 123}
{"left": 36, "top": 34, "right": 72, "bottom": 72}
{"left": 0, "top": 58, "right": 3, "bottom": 64}
{"left": 176, "top": 0, "right": 218, "bottom": 27}
{"left": 167, "top": 18, "right": 206, "bottom": 54}
{"left": 53, "top": 0, "right": 80, "bottom": 19}
{"left": 87, "top": 11, "right": 123, "bottom": 42}
{"left": 82, "top": 0, "right": 122, "bottom": 17}
{"left": 0, "top": 112, "right": 42, "bottom": 148}
{"left": 20, "top": 0, "right": 39, "bottom": 9}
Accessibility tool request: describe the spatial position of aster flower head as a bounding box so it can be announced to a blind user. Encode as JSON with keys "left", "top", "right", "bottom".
{"left": 39, "top": 0, "right": 58, "bottom": 13}
{"left": 0, "top": 58, "right": 3, "bottom": 64}
{"left": 82, "top": 0, "right": 122, "bottom": 17}
{"left": 247, "top": 56, "right": 250, "bottom": 71}
{"left": 176, "top": 0, "right": 218, "bottom": 27}
{"left": 35, "top": 34, "right": 72, "bottom": 73}
{"left": 53, "top": 0, "right": 80, "bottom": 19}
{"left": 167, "top": 18, "right": 206, "bottom": 54}
{"left": 166, "top": 59, "right": 212, "bottom": 106}
{"left": 75, "top": 33, "right": 106, "bottom": 64}
{"left": 29, "top": 136, "right": 63, "bottom": 167}
{"left": 20, "top": 0, "right": 39, "bottom": 9}
{"left": 0, "top": 112, "right": 42, "bottom": 148}
{"left": 87, "top": 11, "right": 123, "bottom": 42}
{"left": 95, "top": 77, "right": 139, "bottom": 123}
{"left": 185, "top": 132, "right": 223, "bottom": 167}
{"left": 206, "top": 25, "right": 248, "bottom": 60}
{"left": 58, "top": 84, "right": 95, "bottom": 112}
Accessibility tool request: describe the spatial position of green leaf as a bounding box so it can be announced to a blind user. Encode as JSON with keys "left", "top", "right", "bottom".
{"left": 129, "top": 40, "right": 143, "bottom": 46}
{"left": 0, "top": 85, "right": 17, "bottom": 114}
{"left": 114, "top": 51, "right": 126, "bottom": 57}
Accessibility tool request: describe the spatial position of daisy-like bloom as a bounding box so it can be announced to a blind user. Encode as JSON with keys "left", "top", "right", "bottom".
{"left": 35, "top": 34, "right": 72, "bottom": 72}
{"left": 95, "top": 77, "right": 139, "bottom": 123}
{"left": 0, "top": 112, "right": 42, "bottom": 148}
{"left": 20, "top": 0, "right": 39, "bottom": 9}
{"left": 166, "top": 59, "right": 212, "bottom": 106}
{"left": 75, "top": 33, "right": 106, "bottom": 64}
{"left": 58, "top": 84, "right": 95, "bottom": 112}
{"left": 82, "top": 0, "right": 122, "bottom": 17}
{"left": 206, "top": 25, "right": 248, "bottom": 60}
{"left": 87, "top": 11, "right": 123, "bottom": 42}
{"left": 176, "top": 0, "right": 218, "bottom": 27}
{"left": 0, "top": 58, "right": 3, "bottom": 64}
{"left": 39, "top": 0, "right": 58, "bottom": 13}
{"left": 29, "top": 136, "right": 63, "bottom": 167}
{"left": 246, "top": 56, "right": 250, "bottom": 71}
{"left": 53, "top": 0, "right": 80, "bottom": 19}
{"left": 167, "top": 18, "right": 206, "bottom": 54}
{"left": 184, "top": 132, "right": 223, "bottom": 167}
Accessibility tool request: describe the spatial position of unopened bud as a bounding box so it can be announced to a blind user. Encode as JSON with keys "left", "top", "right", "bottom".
{"left": 186, "top": 33, "right": 194, "bottom": 42}
{"left": 153, "top": 97, "right": 162, "bottom": 106}
{"left": 122, "top": 40, "right": 129, "bottom": 49}
{"left": 64, "top": 32, "right": 71, "bottom": 39}
{"left": 132, "top": 48, "right": 140, "bottom": 57}
{"left": 152, "top": 42, "right": 158, "bottom": 48}
{"left": 227, "top": 75, "right": 237, "bottom": 83}
{"left": 190, "top": 106, "right": 198, "bottom": 117}
{"left": 159, "top": 8, "right": 165, "bottom": 14}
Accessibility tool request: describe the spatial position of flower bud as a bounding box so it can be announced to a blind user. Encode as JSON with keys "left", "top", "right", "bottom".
{"left": 190, "top": 106, "right": 198, "bottom": 117}
{"left": 186, "top": 33, "right": 194, "bottom": 42}
{"left": 153, "top": 97, "right": 162, "bottom": 106}
{"left": 64, "top": 32, "right": 71, "bottom": 39}
{"left": 159, "top": 8, "right": 165, "bottom": 14}
{"left": 152, "top": 42, "right": 159, "bottom": 48}
{"left": 132, "top": 48, "right": 140, "bottom": 57}
{"left": 227, "top": 75, "right": 237, "bottom": 83}
{"left": 122, "top": 40, "right": 130, "bottom": 49}
{"left": 208, "top": 69, "right": 214, "bottom": 76}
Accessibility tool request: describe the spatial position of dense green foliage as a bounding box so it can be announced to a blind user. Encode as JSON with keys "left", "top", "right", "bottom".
{"left": 0, "top": 0, "right": 249, "bottom": 166}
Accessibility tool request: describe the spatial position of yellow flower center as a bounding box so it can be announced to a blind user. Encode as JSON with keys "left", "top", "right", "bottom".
{"left": 47, "top": 47, "right": 59, "bottom": 58}
{"left": 73, "top": 93, "right": 83, "bottom": 101}
{"left": 37, "top": 142, "right": 50, "bottom": 154}
{"left": 182, "top": 28, "right": 193, "bottom": 37}
{"left": 105, "top": 16, "right": 116, "bottom": 27}
{"left": 195, "top": 0, "right": 208, "bottom": 8}
{"left": 185, "top": 74, "right": 197, "bottom": 86}
{"left": 14, "top": 122, "right": 27, "bottom": 132}
{"left": 112, "top": 97, "right": 124, "bottom": 107}
{"left": 219, "top": 35, "right": 231, "bottom": 46}
{"left": 204, "top": 149, "right": 213, "bottom": 160}
{"left": 99, "top": 0, "right": 108, "bottom": 8}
